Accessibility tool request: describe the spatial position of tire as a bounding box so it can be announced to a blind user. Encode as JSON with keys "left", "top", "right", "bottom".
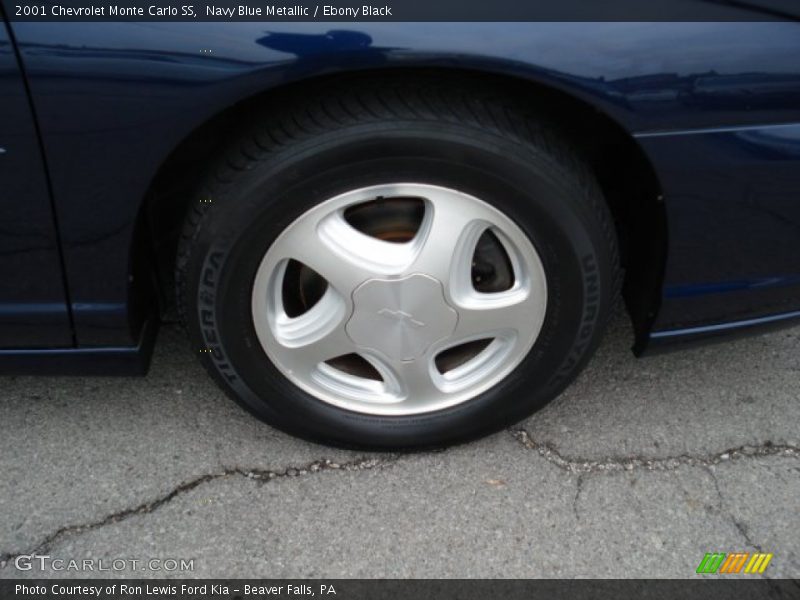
{"left": 176, "top": 76, "right": 619, "bottom": 449}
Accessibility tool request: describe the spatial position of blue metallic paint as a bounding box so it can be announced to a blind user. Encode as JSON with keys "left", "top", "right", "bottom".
{"left": 651, "top": 310, "right": 800, "bottom": 339}
{"left": 1, "top": 20, "right": 800, "bottom": 368}
{"left": 0, "top": 18, "right": 72, "bottom": 348}
{"left": 636, "top": 123, "right": 800, "bottom": 344}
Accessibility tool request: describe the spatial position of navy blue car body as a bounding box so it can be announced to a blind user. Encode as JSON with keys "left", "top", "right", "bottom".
{"left": 2, "top": 17, "right": 800, "bottom": 373}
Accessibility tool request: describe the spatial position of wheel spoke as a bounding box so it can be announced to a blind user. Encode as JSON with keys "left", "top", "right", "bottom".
{"left": 277, "top": 311, "right": 356, "bottom": 377}
{"left": 410, "top": 192, "right": 493, "bottom": 284}
{"left": 271, "top": 212, "right": 378, "bottom": 298}
{"left": 388, "top": 356, "right": 444, "bottom": 406}
{"left": 453, "top": 292, "right": 538, "bottom": 341}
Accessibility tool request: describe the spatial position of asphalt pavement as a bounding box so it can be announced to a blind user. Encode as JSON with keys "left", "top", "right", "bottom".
{"left": 1, "top": 309, "right": 798, "bottom": 578}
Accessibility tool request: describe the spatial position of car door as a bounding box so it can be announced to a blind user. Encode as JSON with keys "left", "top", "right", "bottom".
{"left": 0, "top": 17, "right": 72, "bottom": 347}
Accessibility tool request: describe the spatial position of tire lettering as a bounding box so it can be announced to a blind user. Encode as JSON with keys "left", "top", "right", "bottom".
{"left": 198, "top": 247, "right": 238, "bottom": 385}
{"left": 551, "top": 253, "right": 601, "bottom": 388}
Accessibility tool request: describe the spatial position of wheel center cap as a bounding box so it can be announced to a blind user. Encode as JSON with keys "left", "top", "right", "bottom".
{"left": 346, "top": 274, "right": 457, "bottom": 361}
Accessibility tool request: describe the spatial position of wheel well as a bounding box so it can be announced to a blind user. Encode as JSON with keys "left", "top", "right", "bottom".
{"left": 142, "top": 68, "right": 666, "bottom": 349}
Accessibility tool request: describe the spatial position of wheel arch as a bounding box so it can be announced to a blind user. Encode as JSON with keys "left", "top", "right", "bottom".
{"left": 136, "top": 66, "right": 666, "bottom": 353}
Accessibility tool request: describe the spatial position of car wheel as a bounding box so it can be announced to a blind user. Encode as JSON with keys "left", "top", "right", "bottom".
{"left": 176, "top": 77, "right": 619, "bottom": 449}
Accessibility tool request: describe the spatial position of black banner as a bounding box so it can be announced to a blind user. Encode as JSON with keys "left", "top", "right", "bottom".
{"left": 2, "top": 580, "right": 799, "bottom": 600}
{"left": 3, "top": 0, "right": 800, "bottom": 22}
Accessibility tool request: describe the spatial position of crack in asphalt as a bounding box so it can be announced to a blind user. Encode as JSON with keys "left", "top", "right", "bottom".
{"left": 572, "top": 475, "right": 585, "bottom": 521}
{"left": 706, "top": 466, "right": 763, "bottom": 552}
{"left": 514, "top": 427, "right": 798, "bottom": 555}
{"left": 510, "top": 429, "right": 800, "bottom": 474}
{"left": 0, "top": 455, "right": 398, "bottom": 568}
{"left": 3, "top": 430, "right": 798, "bottom": 572}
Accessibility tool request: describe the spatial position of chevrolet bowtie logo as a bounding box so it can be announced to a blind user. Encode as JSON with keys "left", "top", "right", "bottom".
{"left": 377, "top": 308, "right": 426, "bottom": 329}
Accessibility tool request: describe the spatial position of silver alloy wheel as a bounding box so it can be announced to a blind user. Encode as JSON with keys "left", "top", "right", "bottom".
{"left": 251, "top": 183, "right": 547, "bottom": 416}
